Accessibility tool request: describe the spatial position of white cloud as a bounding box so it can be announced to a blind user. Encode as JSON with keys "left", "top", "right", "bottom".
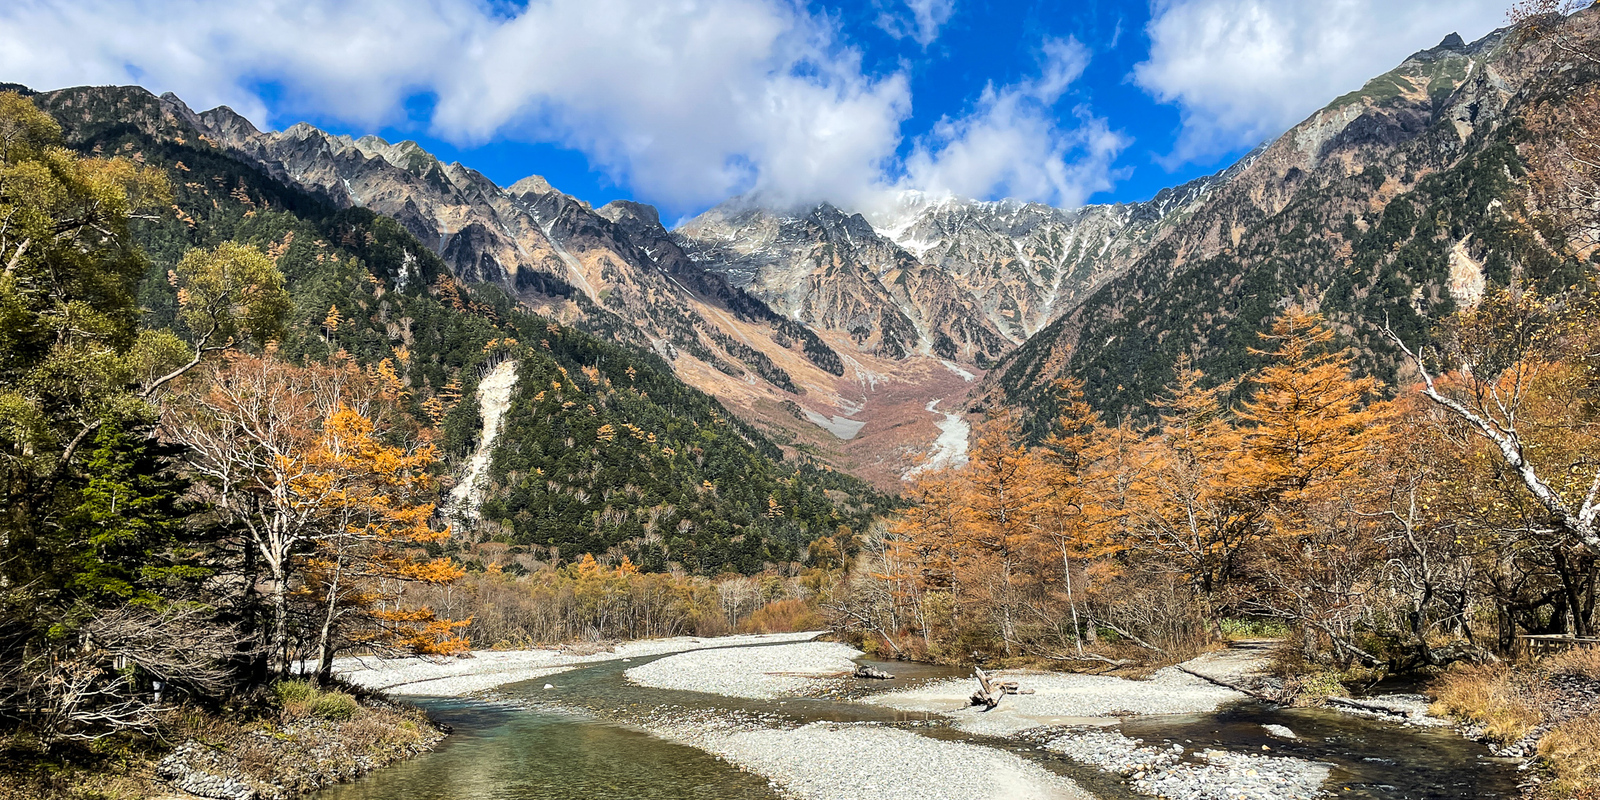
{"left": 898, "top": 38, "right": 1127, "bottom": 208}
{"left": 0, "top": 0, "right": 1115, "bottom": 214}
{"left": 877, "top": 0, "right": 957, "bottom": 47}
{"left": 1135, "top": 0, "right": 1511, "bottom": 163}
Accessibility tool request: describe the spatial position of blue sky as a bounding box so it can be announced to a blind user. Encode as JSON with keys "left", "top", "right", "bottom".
{"left": 2, "top": 0, "right": 1511, "bottom": 220}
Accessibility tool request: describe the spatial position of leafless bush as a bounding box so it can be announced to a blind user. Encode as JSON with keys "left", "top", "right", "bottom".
{"left": 0, "top": 604, "right": 243, "bottom": 743}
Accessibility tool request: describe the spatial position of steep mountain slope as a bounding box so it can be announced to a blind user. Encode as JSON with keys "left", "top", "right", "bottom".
{"left": 110, "top": 98, "right": 987, "bottom": 484}
{"left": 983, "top": 17, "right": 1596, "bottom": 434}
{"left": 28, "top": 84, "right": 891, "bottom": 573}
{"left": 24, "top": 14, "right": 1583, "bottom": 491}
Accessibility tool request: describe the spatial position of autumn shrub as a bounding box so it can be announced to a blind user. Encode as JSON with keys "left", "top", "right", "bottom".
{"left": 309, "top": 691, "right": 360, "bottom": 721}
{"left": 273, "top": 680, "right": 316, "bottom": 709}
{"left": 1539, "top": 713, "right": 1600, "bottom": 798}
{"left": 1290, "top": 671, "right": 1351, "bottom": 701}
{"left": 739, "top": 599, "right": 824, "bottom": 633}
{"left": 1220, "top": 618, "right": 1290, "bottom": 640}
{"left": 1430, "top": 664, "right": 1545, "bottom": 744}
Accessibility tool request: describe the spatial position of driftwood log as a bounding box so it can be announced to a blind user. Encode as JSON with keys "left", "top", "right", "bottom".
{"left": 969, "top": 668, "right": 1030, "bottom": 710}
{"left": 854, "top": 664, "right": 895, "bottom": 680}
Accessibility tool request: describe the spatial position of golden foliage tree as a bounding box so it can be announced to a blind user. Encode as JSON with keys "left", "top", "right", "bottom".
{"left": 164, "top": 351, "right": 463, "bottom": 678}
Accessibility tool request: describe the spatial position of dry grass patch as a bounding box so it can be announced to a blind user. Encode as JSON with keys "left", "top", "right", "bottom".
{"left": 1539, "top": 713, "right": 1600, "bottom": 798}
{"left": 739, "top": 599, "right": 824, "bottom": 633}
{"left": 1548, "top": 648, "right": 1600, "bottom": 681}
{"left": 1429, "top": 664, "right": 1545, "bottom": 744}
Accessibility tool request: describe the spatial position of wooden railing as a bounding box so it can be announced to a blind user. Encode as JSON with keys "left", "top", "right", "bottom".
{"left": 1519, "top": 634, "right": 1600, "bottom": 659}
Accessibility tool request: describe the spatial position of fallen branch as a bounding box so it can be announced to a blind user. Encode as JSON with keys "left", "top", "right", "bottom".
{"left": 1089, "top": 616, "right": 1163, "bottom": 653}
{"left": 1043, "top": 652, "right": 1133, "bottom": 667}
{"left": 1176, "top": 666, "right": 1279, "bottom": 703}
{"left": 1322, "top": 696, "right": 1412, "bottom": 718}
{"left": 970, "top": 667, "right": 1010, "bottom": 711}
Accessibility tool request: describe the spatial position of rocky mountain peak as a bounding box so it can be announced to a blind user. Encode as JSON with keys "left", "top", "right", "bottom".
{"left": 508, "top": 174, "right": 557, "bottom": 197}
{"left": 351, "top": 135, "right": 438, "bottom": 175}
{"left": 597, "top": 199, "right": 663, "bottom": 231}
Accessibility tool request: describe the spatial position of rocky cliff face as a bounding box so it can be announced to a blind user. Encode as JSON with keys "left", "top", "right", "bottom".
{"left": 672, "top": 181, "right": 1224, "bottom": 367}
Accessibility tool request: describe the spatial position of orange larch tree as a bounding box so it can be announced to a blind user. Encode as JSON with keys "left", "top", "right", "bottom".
{"left": 1125, "top": 360, "right": 1254, "bottom": 626}
{"left": 302, "top": 405, "right": 466, "bottom": 684}
{"left": 1236, "top": 311, "right": 1396, "bottom": 665}
{"left": 959, "top": 412, "right": 1047, "bottom": 656}
{"left": 1032, "top": 379, "right": 1126, "bottom": 657}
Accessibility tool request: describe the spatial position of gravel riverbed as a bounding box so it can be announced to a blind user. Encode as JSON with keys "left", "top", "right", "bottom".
{"left": 331, "top": 631, "right": 823, "bottom": 696}
{"left": 1046, "top": 729, "right": 1330, "bottom": 800}
{"left": 867, "top": 666, "right": 1244, "bottom": 737}
{"left": 625, "top": 641, "right": 863, "bottom": 699}
{"left": 646, "top": 714, "right": 1095, "bottom": 800}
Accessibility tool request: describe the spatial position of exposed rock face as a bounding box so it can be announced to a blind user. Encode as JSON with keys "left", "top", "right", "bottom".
{"left": 672, "top": 183, "right": 1226, "bottom": 366}
{"left": 676, "top": 201, "right": 1022, "bottom": 363}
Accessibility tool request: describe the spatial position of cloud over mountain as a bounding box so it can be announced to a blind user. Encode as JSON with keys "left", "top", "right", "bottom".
{"left": 0, "top": 0, "right": 1119, "bottom": 214}
{"left": 1135, "top": 0, "right": 1509, "bottom": 163}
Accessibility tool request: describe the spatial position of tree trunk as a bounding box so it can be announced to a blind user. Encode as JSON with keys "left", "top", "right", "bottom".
{"left": 313, "top": 553, "right": 346, "bottom": 685}
{"left": 1061, "top": 545, "right": 1084, "bottom": 655}
{"left": 269, "top": 568, "right": 290, "bottom": 680}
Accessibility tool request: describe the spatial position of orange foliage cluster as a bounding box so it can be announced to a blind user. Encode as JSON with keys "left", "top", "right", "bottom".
{"left": 164, "top": 350, "right": 468, "bottom": 681}
{"left": 847, "top": 312, "right": 1449, "bottom": 667}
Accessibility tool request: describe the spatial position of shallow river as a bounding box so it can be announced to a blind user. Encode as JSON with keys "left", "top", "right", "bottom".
{"left": 315, "top": 642, "right": 1518, "bottom": 800}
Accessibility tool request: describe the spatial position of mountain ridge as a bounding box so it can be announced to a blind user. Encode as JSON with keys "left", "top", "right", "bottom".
{"left": 19, "top": 12, "right": 1581, "bottom": 487}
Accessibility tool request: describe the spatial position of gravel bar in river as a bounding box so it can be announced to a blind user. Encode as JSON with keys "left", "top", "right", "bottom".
{"left": 867, "top": 665, "right": 1244, "bottom": 736}
{"left": 1046, "top": 729, "right": 1330, "bottom": 800}
{"left": 625, "top": 641, "right": 863, "bottom": 698}
{"left": 652, "top": 717, "right": 1095, "bottom": 800}
{"left": 331, "top": 631, "right": 823, "bottom": 696}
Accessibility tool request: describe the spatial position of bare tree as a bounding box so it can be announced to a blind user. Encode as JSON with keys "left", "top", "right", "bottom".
{"left": 1385, "top": 293, "right": 1600, "bottom": 556}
